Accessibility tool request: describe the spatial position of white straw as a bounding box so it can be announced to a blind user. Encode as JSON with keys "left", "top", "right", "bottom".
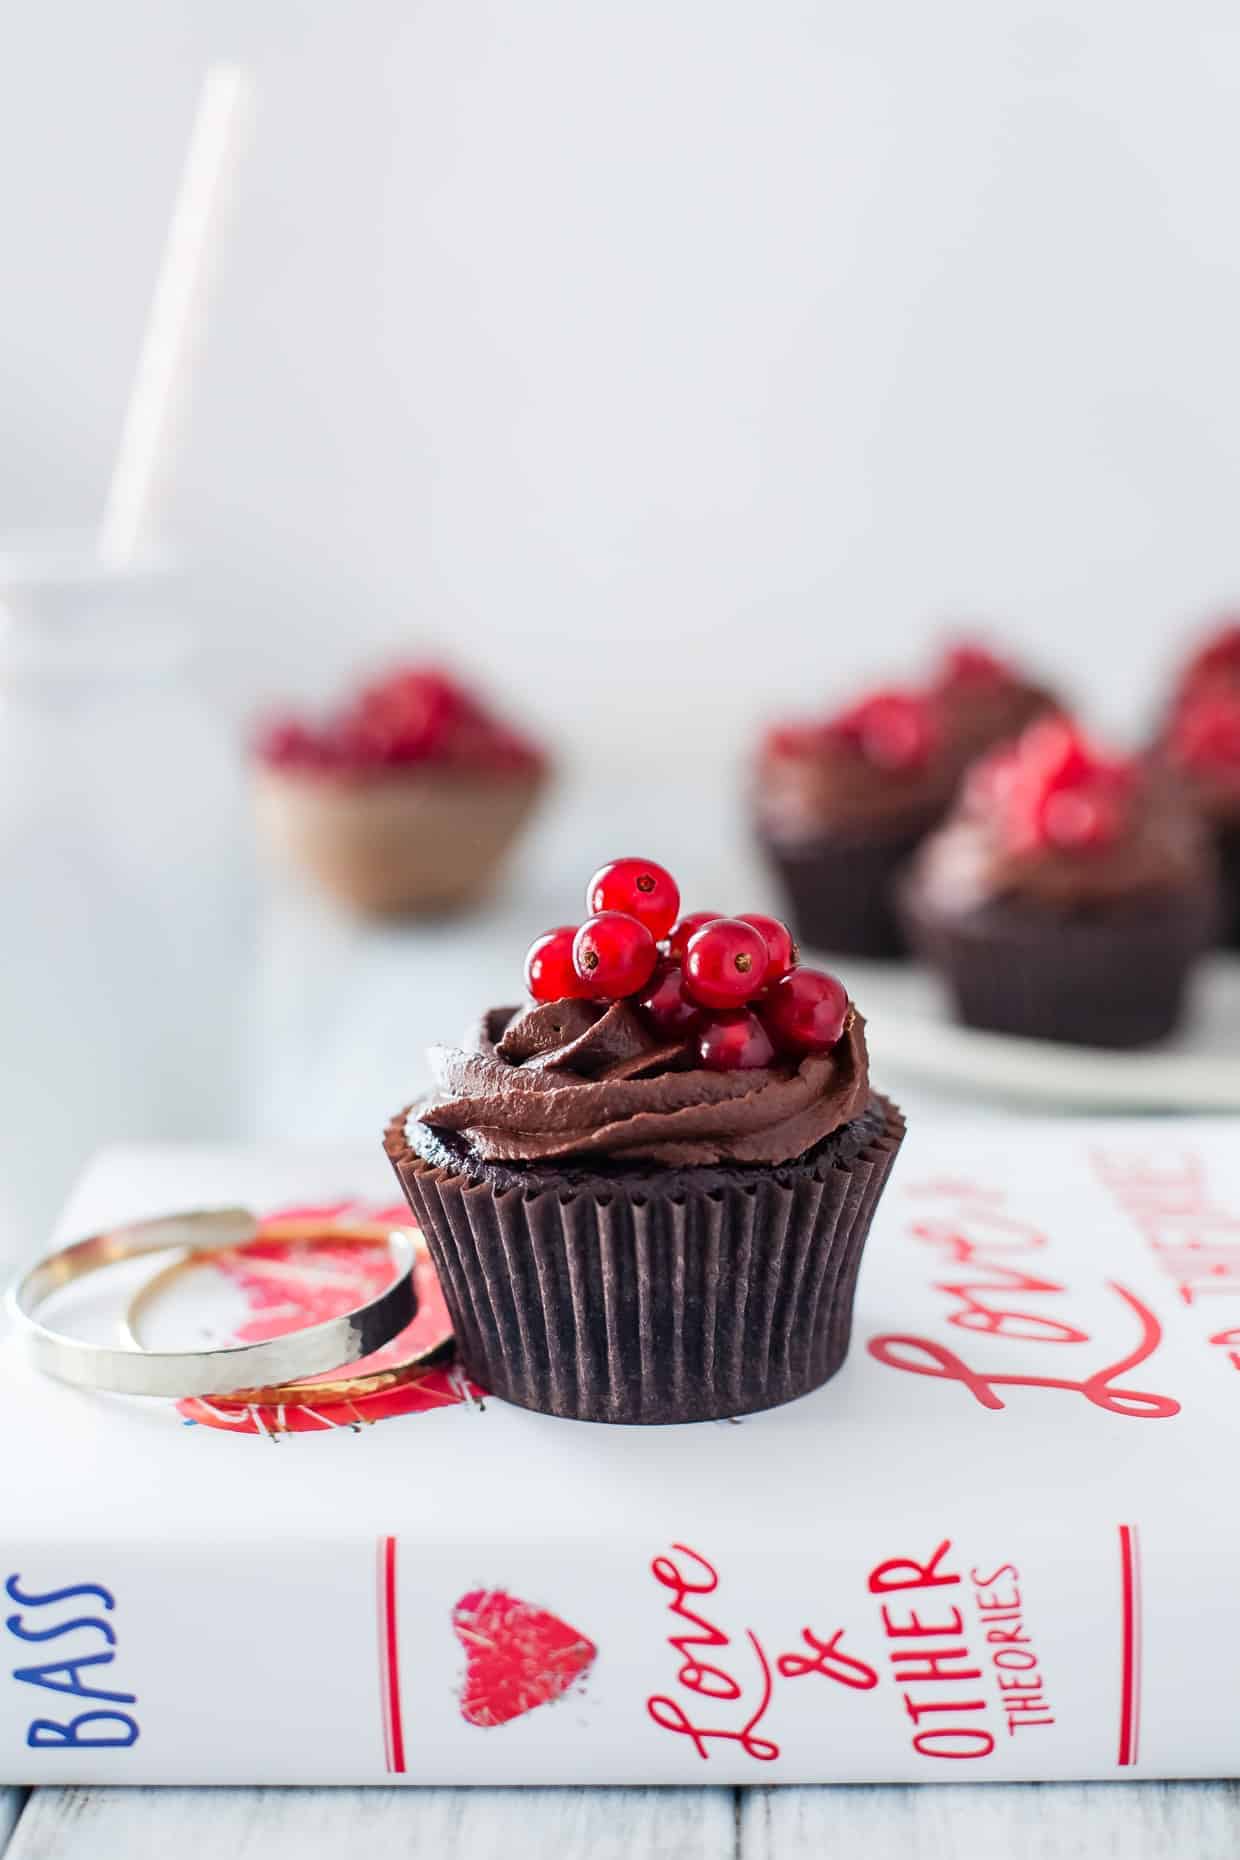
{"left": 97, "top": 63, "right": 254, "bottom": 570}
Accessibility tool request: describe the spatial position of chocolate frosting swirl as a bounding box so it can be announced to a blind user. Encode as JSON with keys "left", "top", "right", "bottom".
{"left": 411, "top": 999, "right": 871, "bottom": 1167}
{"left": 938, "top": 679, "right": 1057, "bottom": 773}
{"left": 755, "top": 735, "right": 954, "bottom": 841}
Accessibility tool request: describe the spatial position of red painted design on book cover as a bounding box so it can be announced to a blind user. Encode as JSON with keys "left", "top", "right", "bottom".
{"left": 175, "top": 1201, "right": 483, "bottom": 1436}
{"left": 1117, "top": 1524, "right": 1142, "bottom": 1766}
{"left": 377, "top": 1535, "right": 406, "bottom": 1773}
{"left": 452, "top": 1589, "right": 598, "bottom": 1727}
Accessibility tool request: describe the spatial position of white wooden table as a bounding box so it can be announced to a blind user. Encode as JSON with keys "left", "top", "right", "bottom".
{"left": 4, "top": 1780, "right": 1240, "bottom": 1857}
{"left": 5, "top": 775, "right": 1238, "bottom": 1854}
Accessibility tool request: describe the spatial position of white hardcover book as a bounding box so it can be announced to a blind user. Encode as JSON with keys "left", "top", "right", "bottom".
{"left": 2, "top": 1122, "right": 1238, "bottom": 1785}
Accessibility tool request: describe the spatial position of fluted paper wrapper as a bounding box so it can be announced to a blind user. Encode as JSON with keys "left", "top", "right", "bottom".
{"left": 760, "top": 823, "right": 931, "bottom": 959}
{"left": 385, "top": 1099, "right": 904, "bottom": 1425}
{"left": 901, "top": 882, "right": 1218, "bottom": 1048}
{"left": 1219, "top": 822, "right": 1240, "bottom": 948}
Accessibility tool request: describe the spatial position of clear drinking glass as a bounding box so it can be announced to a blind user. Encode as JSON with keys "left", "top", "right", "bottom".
{"left": 0, "top": 541, "right": 252, "bottom": 1254}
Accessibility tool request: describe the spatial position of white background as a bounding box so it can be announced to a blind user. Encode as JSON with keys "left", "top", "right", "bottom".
{"left": 2, "top": 1, "right": 1239, "bottom": 756}
{"left": 2, "top": 2, "right": 1240, "bottom": 1247}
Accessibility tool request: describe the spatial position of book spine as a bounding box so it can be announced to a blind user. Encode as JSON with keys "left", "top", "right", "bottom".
{"left": 2, "top": 1511, "right": 1235, "bottom": 1784}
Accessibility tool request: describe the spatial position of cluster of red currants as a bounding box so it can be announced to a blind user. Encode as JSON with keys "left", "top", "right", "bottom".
{"left": 966, "top": 715, "right": 1136, "bottom": 854}
{"left": 762, "top": 642, "right": 1027, "bottom": 777}
{"left": 255, "top": 666, "right": 544, "bottom": 776}
{"left": 763, "top": 688, "right": 941, "bottom": 776}
{"left": 524, "top": 859, "right": 850, "bottom": 1072}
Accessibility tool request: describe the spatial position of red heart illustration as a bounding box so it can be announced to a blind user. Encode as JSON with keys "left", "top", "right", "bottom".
{"left": 453, "top": 1589, "right": 597, "bottom": 1727}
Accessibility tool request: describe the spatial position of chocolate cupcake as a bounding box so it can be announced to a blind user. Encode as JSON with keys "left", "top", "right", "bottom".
{"left": 901, "top": 717, "right": 1219, "bottom": 1048}
{"left": 1157, "top": 623, "right": 1240, "bottom": 945}
{"left": 931, "top": 639, "right": 1059, "bottom": 776}
{"left": 385, "top": 858, "right": 905, "bottom": 1424}
{"left": 253, "top": 665, "right": 547, "bottom": 918}
{"left": 755, "top": 688, "right": 955, "bottom": 958}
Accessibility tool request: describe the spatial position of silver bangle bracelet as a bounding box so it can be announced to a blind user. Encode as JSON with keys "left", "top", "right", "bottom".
{"left": 6, "top": 1207, "right": 417, "bottom": 1398}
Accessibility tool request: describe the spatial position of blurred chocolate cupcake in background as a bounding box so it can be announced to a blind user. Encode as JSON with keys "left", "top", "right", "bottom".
{"left": 1157, "top": 619, "right": 1240, "bottom": 945}
{"left": 931, "top": 637, "right": 1060, "bottom": 776}
{"left": 755, "top": 687, "right": 956, "bottom": 958}
{"left": 253, "top": 664, "right": 548, "bottom": 917}
{"left": 900, "top": 715, "right": 1218, "bottom": 1048}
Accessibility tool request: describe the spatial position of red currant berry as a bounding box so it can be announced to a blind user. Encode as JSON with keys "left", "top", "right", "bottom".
{"left": 635, "top": 962, "right": 701, "bottom": 1035}
{"left": 761, "top": 968, "right": 849, "bottom": 1055}
{"left": 354, "top": 666, "right": 471, "bottom": 761}
{"left": 586, "top": 858, "right": 680, "bottom": 940}
{"left": 1039, "top": 780, "right": 1127, "bottom": 851}
{"left": 697, "top": 1009, "right": 776, "bottom": 1072}
{"left": 1002, "top": 718, "right": 1133, "bottom": 854}
{"left": 1170, "top": 690, "right": 1240, "bottom": 777}
{"left": 667, "top": 910, "right": 725, "bottom": 964}
{"left": 524, "top": 925, "right": 587, "bottom": 1003}
{"left": 737, "top": 912, "right": 798, "bottom": 988}
{"left": 572, "top": 912, "right": 657, "bottom": 999}
{"left": 831, "top": 689, "right": 939, "bottom": 773}
{"left": 1183, "top": 620, "right": 1240, "bottom": 697}
{"left": 254, "top": 716, "right": 324, "bottom": 769}
{"left": 935, "top": 640, "right": 1012, "bottom": 691}
{"left": 1016, "top": 714, "right": 1096, "bottom": 792}
{"left": 683, "top": 918, "right": 770, "bottom": 1009}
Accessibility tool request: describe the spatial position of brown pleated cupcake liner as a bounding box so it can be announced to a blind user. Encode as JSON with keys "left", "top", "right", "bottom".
{"left": 758, "top": 822, "right": 935, "bottom": 959}
{"left": 384, "top": 1098, "right": 905, "bottom": 1425}
{"left": 900, "top": 882, "right": 1219, "bottom": 1048}
{"left": 1217, "top": 823, "right": 1240, "bottom": 948}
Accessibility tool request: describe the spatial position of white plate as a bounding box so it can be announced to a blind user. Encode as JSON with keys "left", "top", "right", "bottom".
{"left": 831, "top": 951, "right": 1240, "bottom": 1113}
